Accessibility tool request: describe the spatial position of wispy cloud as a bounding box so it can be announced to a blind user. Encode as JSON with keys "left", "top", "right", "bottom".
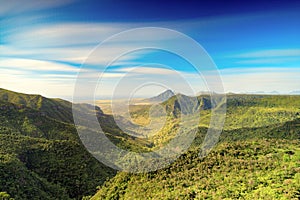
{"left": 4, "top": 22, "right": 182, "bottom": 49}
{"left": 0, "top": 0, "right": 74, "bottom": 16}
{"left": 3, "top": 23, "right": 178, "bottom": 67}
{"left": 5, "top": 23, "right": 127, "bottom": 48}
{"left": 114, "top": 66, "right": 180, "bottom": 75}
{"left": 75, "top": 66, "right": 185, "bottom": 82}
{"left": 234, "top": 49, "right": 300, "bottom": 58}
{"left": 0, "top": 58, "right": 79, "bottom": 72}
{"left": 222, "top": 49, "right": 300, "bottom": 69}
{"left": 1, "top": 3, "right": 300, "bottom": 99}
{"left": 235, "top": 57, "right": 300, "bottom": 65}
{"left": 1, "top": 45, "right": 128, "bottom": 65}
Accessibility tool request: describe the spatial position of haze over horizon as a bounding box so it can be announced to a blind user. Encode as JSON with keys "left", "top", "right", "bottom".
{"left": 1, "top": 0, "right": 300, "bottom": 99}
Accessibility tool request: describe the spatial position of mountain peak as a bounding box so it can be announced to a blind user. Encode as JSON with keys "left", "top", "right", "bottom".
{"left": 161, "top": 89, "right": 174, "bottom": 96}
{"left": 147, "top": 90, "right": 175, "bottom": 103}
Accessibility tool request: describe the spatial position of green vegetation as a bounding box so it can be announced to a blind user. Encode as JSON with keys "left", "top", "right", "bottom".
{"left": 1, "top": 88, "right": 300, "bottom": 199}
{"left": 224, "top": 94, "right": 300, "bottom": 129}
{"left": 0, "top": 191, "right": 14, "bottom": 200}
{"left": 92, "top": 139, "right": 300, "bottom": 199}
{"left": 92, "top": 93, "right": 300, "bottom": 199}
{"left": 0, "top": 89, "right": 116, "bottom": 199}
{"left": 0, "top": 88, "right": 74, "bottom": 123}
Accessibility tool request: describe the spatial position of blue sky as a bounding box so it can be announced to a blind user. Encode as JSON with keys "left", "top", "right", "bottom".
{"left": 1, "top": 0, "right": 300, "bottom": 99}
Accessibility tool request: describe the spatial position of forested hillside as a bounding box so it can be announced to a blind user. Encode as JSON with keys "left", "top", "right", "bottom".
{"left": 92, "top": 93, "right": 300, "bottom": 199}
{"left": 0, "top": 89, "right": 116, "bottom": 199}
{"left": 92, "top": 139, "right": 300, "bottom": 199}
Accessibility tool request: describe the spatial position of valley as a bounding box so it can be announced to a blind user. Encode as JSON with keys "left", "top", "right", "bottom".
{"left": 0, "top": 88, "right": 299, "bottom": 199}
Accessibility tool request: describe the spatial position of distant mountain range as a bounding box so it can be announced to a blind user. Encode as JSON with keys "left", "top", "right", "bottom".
{"left": 290, "top": 90, "right": 300, "bottom": 95}
{"left": 147, "top": 90, "right": 300, "bottom": 101}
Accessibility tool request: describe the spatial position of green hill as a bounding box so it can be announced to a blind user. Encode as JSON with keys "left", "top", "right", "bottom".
{"left": 0, "top": 89, "right": 117, "bottom": 199}
{"left": 0, "top": 88, "right": 161, "bottom": 199}
{"left": 0, "top": 88, "right": 74, "bottom": 123}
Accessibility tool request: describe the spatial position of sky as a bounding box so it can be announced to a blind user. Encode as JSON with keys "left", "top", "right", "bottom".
{"left": 1, "top": 0, "right": 300, "bottom": 100}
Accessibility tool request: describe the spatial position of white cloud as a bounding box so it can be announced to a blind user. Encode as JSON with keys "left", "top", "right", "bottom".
{"left": 219, "top": 67, "right": 300, "bottom": 93}
{"left": 2, "top": 23, "right": 169, "bottom": 67}
{"left": 73, "top": 66, "right": 181, "bottom": 82}
{"left": 230, "top": 49, "right": 300, "bottom": 66}
{"left": 2, "top": 23, "right": 193, "bottom": 66}
{"left": 4, "top": 23, "right": 180, "bottom": 49}
{"left": 234, "top": 49, "right": 300, "bottom": 58}
{"left": 1, "top": 13, "right": 300, "bottom": 98}
{"left": 5, "top": 23, "right": 126, "bottom": 48}
{"left": 0, "top": 68, "right": 31, "bottom": 75}
{"left": 0, "top": 58, "right": 79, "bottom": 72}
{"left": 235, "top": 57, "right": 300, "bottom": 65}
{"left": 0, "top": 45, "right": 117, "bottom": 65}
{"left": 114, "top": 66, "right": 180, "bottom": 75}
{"left": 77, "top": 71, "right": 128, "bottom": 79}
{"left": 40, "top": 74, "right": 76, "bottom": 79}
{"left": 220, "top": 66, "right": 300, "bottom": 75}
